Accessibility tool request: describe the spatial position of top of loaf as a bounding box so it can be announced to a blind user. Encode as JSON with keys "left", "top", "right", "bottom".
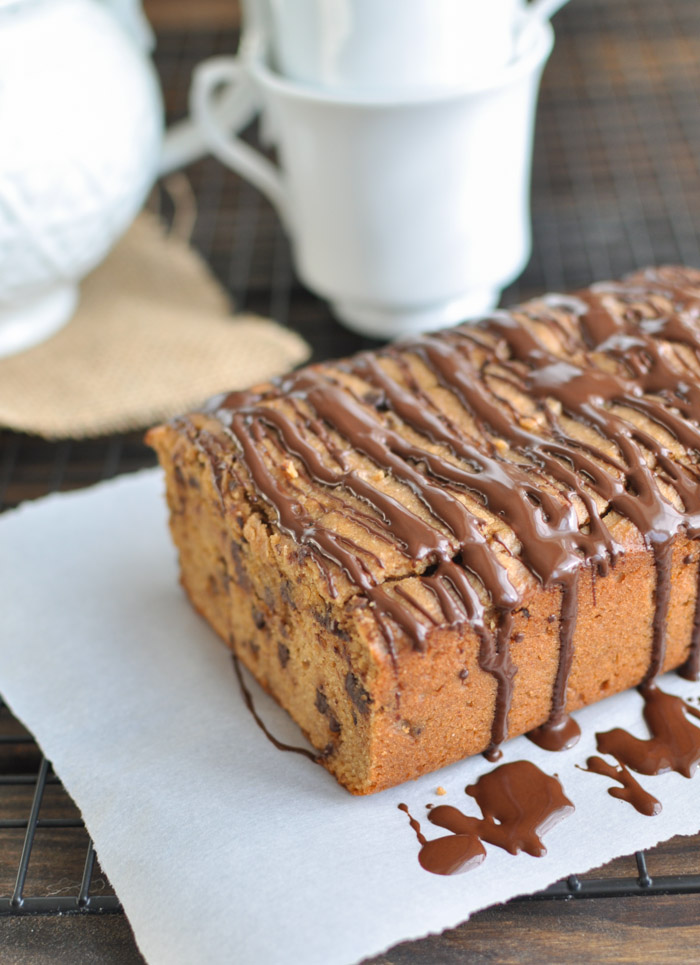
{"left": 182, "top": 266, "right": 700, "bottom": 694}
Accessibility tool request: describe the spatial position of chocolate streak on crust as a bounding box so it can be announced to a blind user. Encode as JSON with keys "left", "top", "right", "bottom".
{"left": 205, "top": 267, "right": 700, "bottom": 760}
{"left": 680, "top": 562, "right": 700, "bottom": 680}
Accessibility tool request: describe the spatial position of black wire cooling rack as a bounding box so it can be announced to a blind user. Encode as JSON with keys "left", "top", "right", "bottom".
{"left": 1, "top": 704, "right": 700, "bottom": 916}
{"left": 2, "top": 0, "right": 700, "bottom": 918}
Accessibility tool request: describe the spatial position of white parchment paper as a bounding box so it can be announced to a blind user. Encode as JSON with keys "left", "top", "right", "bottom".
{"left": 2, "top": 470, "right": 700, "bottom": 965}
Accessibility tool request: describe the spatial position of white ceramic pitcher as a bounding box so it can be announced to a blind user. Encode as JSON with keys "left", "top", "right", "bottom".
{"left": 0, "top": 0, "right": 163, "bottom": 358}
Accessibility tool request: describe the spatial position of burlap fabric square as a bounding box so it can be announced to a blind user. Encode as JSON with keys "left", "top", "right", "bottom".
{"left": 0, "top": 210, "right": 310, "bottom": 438}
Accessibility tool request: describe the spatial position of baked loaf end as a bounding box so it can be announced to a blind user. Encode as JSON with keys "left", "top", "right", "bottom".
{"left": 147, "top": 266, "right": 700, "bottom": 794}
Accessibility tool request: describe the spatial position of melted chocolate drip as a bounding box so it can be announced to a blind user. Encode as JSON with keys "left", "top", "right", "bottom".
{"left": 231, "top": 654, "right": 324, "bottom": 764}
{"left": 528, "top": 713, "right": 582, "bottom": 752}
{"left": 596, "top": 684, "right": 700, "bottom": 778}
{"left": 198, "top": 267, "right": 700, "bottom": 758}
{"left": 527, "top": 573, "right": 581, "bottom": 751}
{"left": 580, "top": 755, "right": 661, "bottom": 816}
{"left": 596, "top": 684, "right": 700, "bottom": 777}
{"left": 398, "top": 804, "right": 486, "bottom": 876}
{"left": 400, "top": 760, "right": 573, "bottom": 875}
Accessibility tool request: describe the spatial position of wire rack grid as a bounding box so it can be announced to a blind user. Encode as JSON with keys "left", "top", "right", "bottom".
{"left": 2, "top": 0, "right": 700, "bottom": 920}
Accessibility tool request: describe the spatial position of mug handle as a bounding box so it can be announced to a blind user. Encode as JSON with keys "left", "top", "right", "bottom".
{"left": 190, "top": 57, "right": 288, "bottom": 223}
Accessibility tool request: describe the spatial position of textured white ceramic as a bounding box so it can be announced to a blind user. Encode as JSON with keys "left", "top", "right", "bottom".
{"left": 191, "top": 19, "right": 553, "bottom": 338}
{"left": 265, "top": 0, "right": 524, "bottom": 95}
{"left": 0, "top": 0, "right": 163, "bottom": 357}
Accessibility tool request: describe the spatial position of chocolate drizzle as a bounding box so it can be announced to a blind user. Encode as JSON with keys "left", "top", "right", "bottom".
{"left": 399, "top": 760, "right": 573, "bottom": 875}
{"left": 527, "top": 573, "right": 581, "bottom": 751}
{"left": 580, "top": 755, "right": 662, "bottom": 816}
{"left": 198, "top": 267, "right": 700, "bottom": 759}
{"left": 231, "top": 653, "right": 325, "bottom": 765}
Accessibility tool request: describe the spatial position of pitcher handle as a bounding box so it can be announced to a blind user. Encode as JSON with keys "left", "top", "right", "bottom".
{"left": 190, "top": 57, "right": 287, "bottom": 222}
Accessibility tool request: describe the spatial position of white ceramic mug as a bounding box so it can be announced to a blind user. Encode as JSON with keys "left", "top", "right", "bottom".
{"left": 264, "top": 0, "right": 524, "bottom": 95}
{"left": 191, "top": 19, "right": 553, "bottom": 339}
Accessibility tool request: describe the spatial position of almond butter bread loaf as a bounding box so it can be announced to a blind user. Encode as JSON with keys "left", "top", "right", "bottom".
{"left": 147, "top": 266, "right": 700, "bottom": 794}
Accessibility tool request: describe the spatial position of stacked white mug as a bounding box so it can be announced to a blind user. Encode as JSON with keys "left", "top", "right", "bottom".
{"left": 191, "top": 0, "right": 565, "bottom": 338}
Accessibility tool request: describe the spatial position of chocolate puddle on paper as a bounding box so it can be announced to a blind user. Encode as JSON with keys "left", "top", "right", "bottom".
{"left": 577, "top": 683, "right": 700, "bottom": 814}
{"left": 596, "top": 685, "right": 700, "bottom": 779}
{"left": 399, "top": 760, "right": 574, "bottom": 876}
{"left": 579, "top": 756, "right": 661, "bottom": 817}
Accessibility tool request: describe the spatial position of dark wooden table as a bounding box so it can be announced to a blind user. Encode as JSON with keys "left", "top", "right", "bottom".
{"left": 3, "top": 0, "right": 700, "bottom": 960}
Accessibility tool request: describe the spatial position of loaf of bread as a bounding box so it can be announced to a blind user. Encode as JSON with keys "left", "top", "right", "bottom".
{"left": 147, "top": 266, "right": 700, "bottom": 794}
